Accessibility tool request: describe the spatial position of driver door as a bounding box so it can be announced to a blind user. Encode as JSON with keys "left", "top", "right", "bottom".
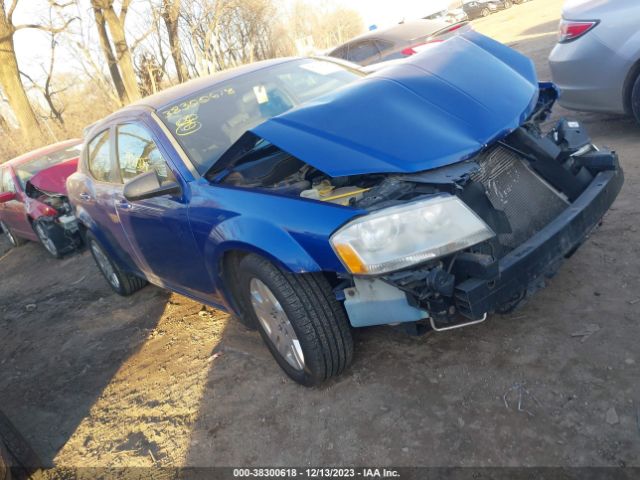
{"left": 113, "top": 121, "right": 212, "bottom": 297}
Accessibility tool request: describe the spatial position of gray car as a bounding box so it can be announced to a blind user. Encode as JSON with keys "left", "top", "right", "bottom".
{"left": 549, "top": 0, "right": 640, "bottom": 123}
{"left": 327, "top": 19, "right": 470, "bottom": 67}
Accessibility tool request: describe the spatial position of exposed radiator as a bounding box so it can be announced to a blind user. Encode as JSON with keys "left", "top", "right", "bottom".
{"left": 471, "top": 146, "right": 569, "bottom": 249}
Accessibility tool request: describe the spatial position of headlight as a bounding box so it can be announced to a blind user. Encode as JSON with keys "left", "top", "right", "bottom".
{"left": 330, "top": 195, "right": 495, "bottom": 275}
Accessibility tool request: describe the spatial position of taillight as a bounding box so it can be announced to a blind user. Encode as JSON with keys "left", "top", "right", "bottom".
{"left": 401, "top": 40, "right": 443, "bottom": 56}
{"left": 559, "top": 19, "right": 598, "bottom": 43}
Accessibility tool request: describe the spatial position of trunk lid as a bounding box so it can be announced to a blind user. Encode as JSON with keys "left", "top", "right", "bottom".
{"left": 249, "top": 31, "right": 539, "bottom": 177}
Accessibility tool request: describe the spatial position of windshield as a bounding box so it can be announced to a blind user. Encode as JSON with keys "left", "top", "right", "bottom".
{"left": 15, "top": 144, "right": 82, "bottom": 189}
{"left": 158, "top": 59, "right": 364, "bottom": 174}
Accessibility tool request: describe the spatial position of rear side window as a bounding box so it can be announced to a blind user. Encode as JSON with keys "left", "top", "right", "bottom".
{"left": 116, "top": 124, "right": 175, "bottom": 185}
{"left": 374, "top": 39, "right": 394, "bottom": 53}
{"left": 329, "top": 45, "right": 348, "bottom": 60}
{"left": 88, "top": 130, "right": 118, "bottom": 183}
{"left": 346, "top": 41, "right": 380, "bottom": 63}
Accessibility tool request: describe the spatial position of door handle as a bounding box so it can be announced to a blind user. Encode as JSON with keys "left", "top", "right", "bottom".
{"left": 116, "top": 199, "right": 132, "bottom": 210}
{"left": 79, "top": 192, "right": 94, "bottom": 202}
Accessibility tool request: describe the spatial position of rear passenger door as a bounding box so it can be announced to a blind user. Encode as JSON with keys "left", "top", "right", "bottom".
{"left": 82, "top": 128, "right": 139, "bottom": 270}
{"left": 113, "top": 122, "right": 211, "bottom": 296}
{"left": 0, "top": 168, "right": 29, "bottom": 237}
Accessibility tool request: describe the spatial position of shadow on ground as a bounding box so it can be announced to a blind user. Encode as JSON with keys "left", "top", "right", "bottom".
{"left": 0, "top": 239, "right": 170, "bottom": 467}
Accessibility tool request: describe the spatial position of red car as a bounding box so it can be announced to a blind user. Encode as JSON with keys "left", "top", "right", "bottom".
{"left": 0, "top": 139, "right": 83, "bottom": 258}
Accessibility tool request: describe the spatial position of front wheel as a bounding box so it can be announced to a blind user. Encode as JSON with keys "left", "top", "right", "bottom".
{"left": 33, "top": 220, "right": 62, "bottom": 258}
{"left": 238, "top": 254, "right": 353, "bottom": 386}
{"left": 504, "top": 1, "right": 513, "bottom": 8}
{"left": 481, "top": 8, "right": 491, "bottom": 16}
{"left": 86, "top": 232, "right": 147, "bottom": 296}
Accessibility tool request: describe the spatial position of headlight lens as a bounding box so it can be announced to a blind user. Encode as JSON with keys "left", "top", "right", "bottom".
{"left": 330, "top": 195, "right": 495, "bottom": 275}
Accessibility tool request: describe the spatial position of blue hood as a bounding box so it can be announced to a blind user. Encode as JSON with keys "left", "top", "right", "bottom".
{"left": 251, "top": 31, "right": 539, "bottom": 177}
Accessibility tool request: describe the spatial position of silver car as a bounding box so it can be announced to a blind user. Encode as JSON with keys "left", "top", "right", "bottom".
{"left": 548, "top": 0, "right": 640, "bottom": 123}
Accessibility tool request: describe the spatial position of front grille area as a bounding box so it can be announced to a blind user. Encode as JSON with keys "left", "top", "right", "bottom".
{"left": 471, "top": 146, "right": 569, "bottom": 249}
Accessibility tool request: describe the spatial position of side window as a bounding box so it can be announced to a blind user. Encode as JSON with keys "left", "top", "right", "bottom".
{"left": 116, "top": 124, "right": 175, "bottom": 185}
{"left": 346, "top": 41, "right": 380, "bottom": 64}
{"left": 374, "top": 39, "right": 394, "bottom": 54}
{"left": 329, "top": 45, "right": 348, "bottom": 60}
{"left": 88, "top": 130, "right": 118, "bottom": 183}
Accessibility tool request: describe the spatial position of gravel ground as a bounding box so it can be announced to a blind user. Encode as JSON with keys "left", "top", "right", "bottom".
{"left": 1, "top": 0, "right": 639, "bottom": 470}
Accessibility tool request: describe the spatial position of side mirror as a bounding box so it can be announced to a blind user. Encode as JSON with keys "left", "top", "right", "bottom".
{"left": 123, "top": 171, "right": 182, "bottom": 202}
{"left": 0, "top": 192, "right": 16, "bottom": 203}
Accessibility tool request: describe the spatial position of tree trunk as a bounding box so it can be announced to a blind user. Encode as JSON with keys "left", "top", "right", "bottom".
{"left": 162, "top": 0, "right": 189, "bottom": 83}
{"left": 92, "top": 5, "right": 128, "bottom": 104}
{"left": 101, "top": 5, "right": 141, "bottom": 102}
{"left": 0, "top": 112, "right": 10, "bottom": 134}
{"left": 0, "top": 4, "right": 45, "bottom": 146}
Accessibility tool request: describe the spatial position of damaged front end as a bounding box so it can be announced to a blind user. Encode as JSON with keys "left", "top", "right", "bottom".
{"left": 25, "top": 181, "right": 81, "bottom": 256}
{"left": 209, "top": 83, "right": 623, "bottom": 333}
{"left": 337, "top": 88, "right": 622, "bottom": 331}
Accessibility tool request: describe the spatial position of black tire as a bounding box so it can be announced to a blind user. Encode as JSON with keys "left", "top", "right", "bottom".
{"left": 0, "top": 221, "right": 25, "bottom": 248}
{"left": 238, "top": 254, "right": 353, "bottom": 386}
{"left": 481, "top": 8, "right": 491, "bottom": 16}
{"left": 33, "top": 219, "right": 62, "bottom": 259}
{"left": 504, "top": 0, "right": 513, "bottom": 8}
{"left": 632, "top": 73, "right": 640, "bottom": 125}
{"left": 86, "top": 232, "right": 147, "bottom": 296}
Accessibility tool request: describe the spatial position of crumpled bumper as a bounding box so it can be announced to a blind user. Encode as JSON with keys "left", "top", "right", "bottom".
{"left": 454, "top": 162, "right": 624, "bottom": 320}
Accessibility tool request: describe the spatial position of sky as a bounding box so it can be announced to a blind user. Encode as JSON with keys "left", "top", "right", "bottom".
{"left": 286, "top": 0, "right": 453, "bottom": 29}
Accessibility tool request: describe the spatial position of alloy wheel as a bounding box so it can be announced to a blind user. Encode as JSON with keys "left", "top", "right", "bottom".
{"left": 91, "top": 241, "right": 121, "bottom": 289}
{"left": 249, "top": 278, "right": 305, "bottom": 371}
{"left": 35, "top": 222, "right": 58, "bottom": 256}
{"left": 1, "top": 221, "right": 16, "bottom": 247}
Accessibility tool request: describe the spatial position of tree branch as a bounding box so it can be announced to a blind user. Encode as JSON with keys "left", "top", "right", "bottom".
{"left": 7, "top": 0, "right": 20, "bottom": 26}
{"left": 13, "top": 16, "right": 78, "bottom": 34}
{"left": 120, "top": 0, "right": 132, "bottom": 23}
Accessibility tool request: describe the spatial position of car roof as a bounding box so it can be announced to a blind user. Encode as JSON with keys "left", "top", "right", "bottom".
{"left": 335, "top": 19, "right": 450, "bottom": 46}
{"left": 85, "top": 56, "right": 355, "bottom": 139}
{"left": 132, "top": 57, "right": 297, "bottom": 111}
{"left": 3, "top": 138, "right": 82, "bottom": 168}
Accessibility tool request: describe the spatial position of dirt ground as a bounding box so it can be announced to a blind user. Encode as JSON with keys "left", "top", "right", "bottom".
{"left": 1, "top": 0, "right": 639, "bottom": 470}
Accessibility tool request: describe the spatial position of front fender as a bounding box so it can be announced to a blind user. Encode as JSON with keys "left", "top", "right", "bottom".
{"left": 207, "top": 216, "right": 326, "bottom": 276}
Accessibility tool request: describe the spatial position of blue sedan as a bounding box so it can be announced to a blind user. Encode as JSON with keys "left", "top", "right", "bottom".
{"left": 67, "top": 30, "right": 623, "bottom": 386}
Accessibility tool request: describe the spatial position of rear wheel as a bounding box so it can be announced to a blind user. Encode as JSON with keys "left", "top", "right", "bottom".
{"left": 238, "top": 254, "right": 353, "bottom": 386}
{"left": 86, "top": 232, "right": 147, "bottom": 296}
{"left": 481, "top": 7, "right": 491, "bottom": 16}
{"left": 632, "top": 73, "right": 640, "bottom": 125}
{"left": 504, "top": 0, "right": 513, "bottom": 8}
{"left": 0, "top": 221, "right": 25, "bottom": 248}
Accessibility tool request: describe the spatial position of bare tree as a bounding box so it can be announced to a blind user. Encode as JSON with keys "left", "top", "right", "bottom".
{"left": 92, "top": 3, "right": 128, "bottom": 103}
{"left": 136, "top": 51, "right": 163, "bottom": 96}
{"left": 286, "top": 0, "right": 364, "bottom": 52}
{"left": 19, "top": 10, "right": 71, "bottom": 125}
{"left": 160, "top": 0, "right": 188, "bottom": 83}
{"left": 90, "top": 0, "right": 141, "bottom": 102}
{"left": 0, "top": 1, "right": 74, "bottom": 143}
{"left": 182, "top": 0, "right": 277, "bottom": 75}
